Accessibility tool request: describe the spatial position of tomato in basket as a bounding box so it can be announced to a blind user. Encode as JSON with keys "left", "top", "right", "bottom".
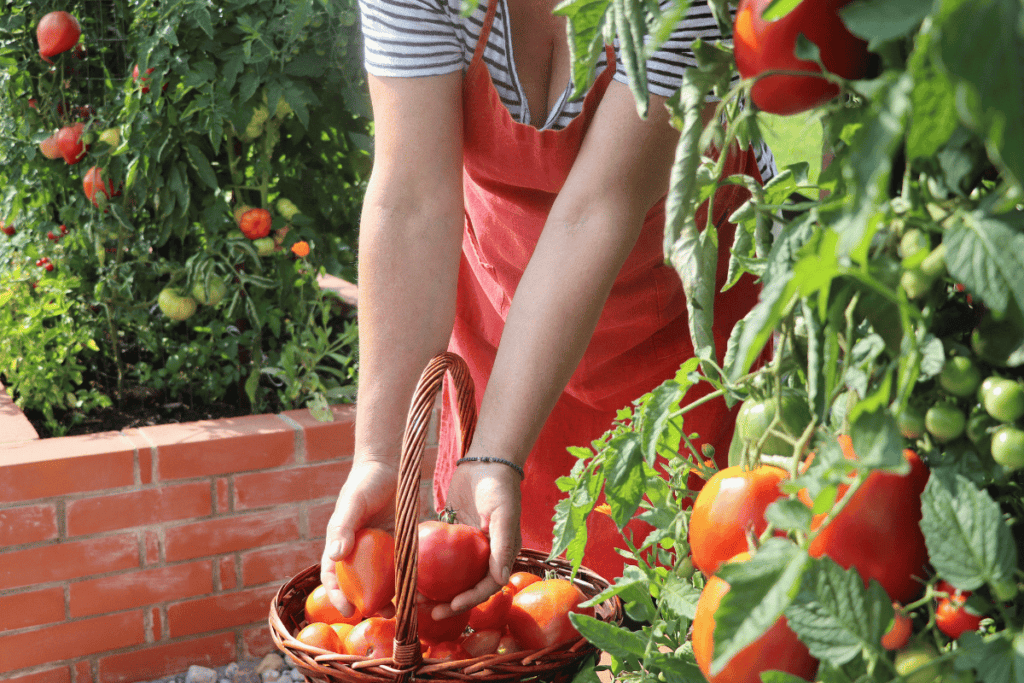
{"left": 343, "top": 616, "right": 397, "bottom": 658}
{"left": 417, "top": 602, "right": 471, "bottom": 643}
{"left": 506, "top": 578, "right": 594, "bottom": 650}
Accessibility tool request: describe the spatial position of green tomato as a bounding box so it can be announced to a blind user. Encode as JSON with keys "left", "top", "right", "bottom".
{"left": 925, "top": 403, "right": 967, "bottom": 443}
{"left": 990, "top": 425, "right": 1024, "bottom": 472}
{"left": 898, "top": 228, "right": 931, "bottom": 260}
{"left": 981, "top": 378, "right": 1024, "bottom": 423}
{"left": 899, "top": 403, "right": 926, "bottom": 439}
{"left": 901, "top": 268, "right": 936, "bottom": 300}
{"left": 735, "top": 392, "right": 812, "bottom": 457}
{"left": 965, "top": 412, "right": 997, "bottom": 446}
{"left": 939, "top": 356, "right": 982, "bottom": 398}
{"left": 894, "top": 646, "right": 942, "bottom": 683}
{"left": 191, "top": 276, "right": 227, "bottom": 306}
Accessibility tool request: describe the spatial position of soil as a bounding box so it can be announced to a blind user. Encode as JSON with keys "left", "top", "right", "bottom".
{"left": 23, "top": 397, "right": 256, "bottom": 438}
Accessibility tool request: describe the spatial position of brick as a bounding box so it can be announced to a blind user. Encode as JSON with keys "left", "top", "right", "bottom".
{"left": 144, "top": 415, "right": 295, "bottom": 481}
{"left": 0, "top": 504, "right": 59, "bottom": 547}
{"left": 242, "top": 624, "right": 276, "bottom": 659}
{"left": 74, "top": 660, "right": 93, "bottom": 683}
{"left": 233, "top": 461, "right": 349, "bottom": 511}
{"left": 216, "top": 479, "right": 230, "bottom": 514}
{"left": 144, "top": 531, "right": 161, "bottom": 566}
{"left": 150, "top": 607, "right": 162, "bottom": 640}
{"left": 0, "top": 666, "right": 70, "bottom": 683}
{"left": 97, "top": 632, "right": 235, "bottom": 683}
{"left": 306, "top": 501, "right": 334, "bottom": 540}
{"left": 0, "top": 611, "right": 146, "bottom": 674}
{"left": 163, "top": 509, "right": 301, "bottom": 562}
{"left": 66, "top": 483, "right": 212, "bottom": 537}
{"left": 0, "top": 535, "right": 139, "bottom": 591}
{"left": 240, "top": 540, "right": 320, "bottom": 588}
{"left": 283, "top": 405, "right": 356, "bottom": 462}
{"left": 0, "top": 382, "right": 40, "bottom": 445}
{"left": 70, "top": 560, "right": 213, "bottom": 618}
{"left": 218, "top": 557, "right": 237, "bottom": 591}
{"left": 0, "top": 586, "right": 65, "bottom": 630}
{"left": 0, "top": 435, "right": 135, "bottom": 504}
{"left": 166, "top": 585, "right": 279, "bottom": 638}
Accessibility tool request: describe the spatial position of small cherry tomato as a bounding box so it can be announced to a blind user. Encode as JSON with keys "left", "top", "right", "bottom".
{"left": 925, "top": 403, "right": 966, "bottom": 443}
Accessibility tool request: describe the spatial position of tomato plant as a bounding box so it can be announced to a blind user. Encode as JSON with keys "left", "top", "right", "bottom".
{"left": 881, "top": 604, "right": 912, "bottom": 650}
{"left": 505, "top": 578, "right": 593, "bottom": 651}
{"left": 924, "top": 403, "right": 967, "bottom": 443}
{"left": 688, "top": 465, "right": 788, "bottom": 576}
{"left": 417, "top": 520, "right": 490, "bottom": 603}
{"left": 734, "top": 392, "right": 812, "bottom": 458}
{"left": 732, "top": 0, "right": 870, "bottom": 115}
{"left": 334, "top": 528, "right": 395, "bottom": 617}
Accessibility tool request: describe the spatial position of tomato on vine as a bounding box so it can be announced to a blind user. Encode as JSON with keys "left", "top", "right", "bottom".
{"left": 881, "top": 603, "right": 912, "bottom": 651}
{"left": 36, "top": 11, "right": 81, "bottom": 61}
{"left": 980, "top": 377, "right": 1024, "bottom": 423}
{"left": 689, "top": 465, "right": 789, "bottom": 576}
{"left": 692, "top": 553, "right": 819, "bottom": 683}
{"left": 735, "top": 392, "right": 812, "bottom": 457}
{"left": 732, "top": 0, "right": 871, "bottom": 115}
{"left": 989, "top": 425, "right": 1024, "bottom": 472}
{"left": 939, "top": 356, "right": 982, "bottom": 398}
{"left": 935, "top": 596, "right": 983, "bottom": 640}
{"left": 925, "top": 403, "right": 966, "bottom": 443}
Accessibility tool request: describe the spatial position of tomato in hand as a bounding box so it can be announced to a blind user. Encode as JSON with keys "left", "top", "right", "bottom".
{"left": 506, "top": 578, "right": 594, "bottom": 651}
{"left": 335, "top": 528, "right": 396, "bottom": 617}
{"left": 733, "top": 0, "right": 871, "bottom": 115}
{"left": 468, "top": 584, "right": 514, "bottom": 631}
{"left": 417, "top": 520, "right": 490, "bottom": 602}
{"left": 343, "top": 617, "right": 397, "bottom": 658}
{"left": 802, "top": 437, "right": 930, "bottom": 604}
{"left": 417, "top": 602, "right": 471, "bottom": 644}
{"left": 692, "top": 553, "right": 819, "bottom": 683}
{"left": 689, "top": 465, "right": 789, "bottom": 576}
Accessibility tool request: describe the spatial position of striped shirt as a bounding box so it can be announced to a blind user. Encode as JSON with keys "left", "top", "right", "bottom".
{"left": 358, "top": 0, "right": 775, "bottom": 181}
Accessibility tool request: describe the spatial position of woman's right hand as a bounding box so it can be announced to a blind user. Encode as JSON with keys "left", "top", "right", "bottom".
{"left": 320, "top": 457, "right": 399, "bottom": 616}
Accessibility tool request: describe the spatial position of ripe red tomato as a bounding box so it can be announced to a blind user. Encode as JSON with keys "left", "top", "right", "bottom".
{"left": 295, "top": 622, "right": 344, "bottom": 654}
{"left": 505, "top": 578, "right": 593, "bottom": 651}
{"left": 507, "top": 571, "right": 542, "bottom": 594}
{"left": 133, "top": 64, "right": 156, "bottom": 93}
{"left": 417, "top": 602, "right": 471, "bottom": 644}
{"left": 692, "top": 553, "right": 819, "bottom": 683}
{"left": 83, "top": 166, "right": 116, "bottom": 207}
{"left": 36, "top": 11, "right": 81, "bottom": 60}
{"left": 935, "top": 597, "right": 983, "bottom": 639}
{"left": 39, "top": 132, "right": 63, "bottom": 160}
{"left": 461, "top": 629, "right": 502, "bottom": 657}
{"left": 334, "top": 528, "right": 396, "bottom": 617}
{"left": 343, "top": 617, "right": 397, "bottom": 658}
{"left": 239, "top": 208, "right": 272, "bottom": 240}
{"left": 802, "top": 436, "right": 930, "bottom": 604}
{"left": 733, "top": 0, "right": 870, "bottom": 115}
{"left": 425, "top": 640, "right": 471, "bottom": 661}
{"left": 689, "top": 465, "right": 789, "bottom": 576}
{"left": 417, "top": 520, "right": 490, "bottom": 603}
{"left": 1, "top": 221, "right": 14, "bottom": 236}
{"left": 881, "top": 603, "right": 911, "bottom": 650}
{"left": 468, "top": 584, "right": 514, "bottom": 631}
{"left": 57, "top": 123, "right": 87, "bottom": 165}
{"left": 304, "top": 584, "right": 362, "bottom": 626}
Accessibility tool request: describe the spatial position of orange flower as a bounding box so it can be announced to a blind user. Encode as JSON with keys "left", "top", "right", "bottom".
{"left": 291, "top": 240, "right": 310, "bottom": 257}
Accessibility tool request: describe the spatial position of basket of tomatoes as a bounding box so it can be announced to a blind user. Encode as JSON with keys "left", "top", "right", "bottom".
{"left": 269, "top": 352, "right": 624, "bottom": 683}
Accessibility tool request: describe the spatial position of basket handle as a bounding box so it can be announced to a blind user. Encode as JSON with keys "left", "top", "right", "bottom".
{"left": 392, "top": 352, "right": 477, "bottom": 678}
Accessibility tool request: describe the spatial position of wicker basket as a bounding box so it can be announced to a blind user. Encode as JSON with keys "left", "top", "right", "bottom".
{"left": 269, "top": 352, "right": 623, "bottom": 683}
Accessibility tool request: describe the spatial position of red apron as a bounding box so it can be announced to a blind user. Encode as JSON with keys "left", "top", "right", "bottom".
{"left": 433, "top": 0, "right": 765, "bottom": 581}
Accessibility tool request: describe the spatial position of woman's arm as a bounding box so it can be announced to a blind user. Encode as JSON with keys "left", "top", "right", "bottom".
{"left": 321, "top": 71, "right": 465, "bottom": 614}
{"left": 443, "top": 82, "right": 704, "bottom": 612}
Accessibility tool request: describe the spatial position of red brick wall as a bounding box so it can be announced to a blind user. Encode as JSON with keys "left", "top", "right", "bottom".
{"left": 0, "top": 402, "right": 440, "bottom": 683}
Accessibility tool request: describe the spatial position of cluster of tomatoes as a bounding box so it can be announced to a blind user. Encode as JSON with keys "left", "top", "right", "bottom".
{"left": 294, "top": 522, "right": 593, "bottom": 663}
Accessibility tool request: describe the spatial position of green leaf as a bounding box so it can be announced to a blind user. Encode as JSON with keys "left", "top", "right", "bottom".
{"left": 785, "top": 558, "right": 893, "bottom": 666}
{"left": 637, "top": 379, "right": 686, "bottom": 464}
{"left": 185, "top": 144, "right": 219, "bottom": 190}
{"left": 944, "top": 211, "right": 1024, "bottom": 320}
{"left": 611, "top": 0, "right": 649, "bottom": 117}
{"left": 840, "top": 0, "right": 932, "bottom": 43}
{"left": 955, "top": 631, "right": 1024, "bottom": 683}
{"left": 190, "top": 5, "right": 215, "bottom": 38}
{"left": 848, "top": 406, "right": 908, "bottom": 474}
{"left": 765, "top": 499, "right": 813, "bottom": 533}
{"left": 933, "top": 0, "right": 1024, "bottom": 189}
{"left": 919, "top": 469, "right": 1019, "bottom": 592}
{"left": 605, "top": 431, "right": 645, "bottom": 528}
{"left": 554, "top": 0, "right": 611, "bottom": 99}
{"left": 711, "top": 540, "right": 811, "bottom": 676}
{"left": 659, "top": 573, "right": 702, "bottom": 621}
{"left": 570, "top": 613, "right": 648, "bottom": 659}
{"left": 906, "top": 25, "right": 959, "bottom": 160}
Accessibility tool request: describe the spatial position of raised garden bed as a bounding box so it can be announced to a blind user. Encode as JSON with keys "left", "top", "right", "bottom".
{"left": 0, "top": 277, "right": 441, "bottom": 683}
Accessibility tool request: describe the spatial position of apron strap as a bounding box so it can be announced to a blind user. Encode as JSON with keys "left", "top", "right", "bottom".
{"left": 470, "top": 0, "right": 500, "bottom": 70}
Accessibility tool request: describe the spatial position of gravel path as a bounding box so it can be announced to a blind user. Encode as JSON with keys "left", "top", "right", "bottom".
{"left": 140, "top": 654, "right": 307, "bottom": 683}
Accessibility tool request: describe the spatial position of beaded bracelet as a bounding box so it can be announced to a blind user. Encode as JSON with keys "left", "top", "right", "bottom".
{"left": 455, "top": 456, "right": 525, "bottom": 480}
